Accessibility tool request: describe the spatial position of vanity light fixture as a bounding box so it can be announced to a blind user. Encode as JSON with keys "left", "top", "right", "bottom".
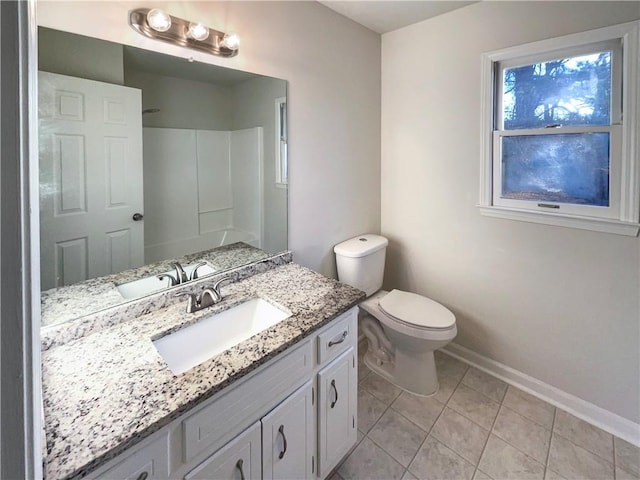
{"left": 129, "top": 8, "right": 239, "bottom": 57}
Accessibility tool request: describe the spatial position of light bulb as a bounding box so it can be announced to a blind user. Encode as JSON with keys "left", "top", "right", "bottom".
{"left": 147, "top": 9, "right": 171, "bottom": 32}
{"left": 221, "top": 32, "right": 240, "bottom": 51}
{"left": 188, "top": 22, "right": 210, "bottom": 41}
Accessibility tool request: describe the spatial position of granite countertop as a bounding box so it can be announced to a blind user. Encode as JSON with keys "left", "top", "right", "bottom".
{"left": 42, "top": 263, "right": 365, "bottom": 479}
{"left": 41, "top": 243, "right": 271, "bottom": 327}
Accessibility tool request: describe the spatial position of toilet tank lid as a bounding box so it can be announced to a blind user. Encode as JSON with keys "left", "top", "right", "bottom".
{"left": 334, "top": 234, "right": 389, "bottom": 258}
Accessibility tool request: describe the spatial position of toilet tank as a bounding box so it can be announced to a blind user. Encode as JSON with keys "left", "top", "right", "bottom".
{"left": 334, "top": 234, "right": 388, "bottom": 297}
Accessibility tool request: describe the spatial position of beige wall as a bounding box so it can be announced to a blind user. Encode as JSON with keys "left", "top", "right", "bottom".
{"left": 124, "top": 70, "right": 234, "bottom": 130}
{"left": 37, "top": 1, "right": 382, "bottom": 277}
{"left": 38, "top": 27, "right": 124, "bottom": 85}
{"left": 382, "top": 1, "right": 640, "bottom": 423}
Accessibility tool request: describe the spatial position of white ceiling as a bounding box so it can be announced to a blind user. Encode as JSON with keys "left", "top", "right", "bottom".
{"left": 319, "top": 1, "right": 477, "bottom": 34}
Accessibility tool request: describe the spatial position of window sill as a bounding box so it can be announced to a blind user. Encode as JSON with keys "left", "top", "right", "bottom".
{"left": 477, "top": 205, "right": 640, "bottom": 236}
{"left": 275, "top": 182, "right": 288, "bottom": 189}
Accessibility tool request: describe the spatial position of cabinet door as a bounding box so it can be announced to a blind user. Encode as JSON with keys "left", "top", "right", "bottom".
{"left": 95, "top": 433, "right": 169, "bottom": 480}
{"left": 317, "top": 348, "right": 357, "bottom": 477}
{"left": 185, "top": 421, "right": 261, "bottom": 480}
{"left": 262, "top": 381, "right": 314, "bottom": 480}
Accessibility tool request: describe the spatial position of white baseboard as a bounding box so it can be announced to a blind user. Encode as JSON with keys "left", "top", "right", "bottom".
{"left": 442, "top": 342, "right": 640, "bottom": 447}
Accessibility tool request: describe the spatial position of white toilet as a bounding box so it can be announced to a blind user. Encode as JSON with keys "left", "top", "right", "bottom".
{"left": 334, "top": 234, "right": 457, "bottom": 396}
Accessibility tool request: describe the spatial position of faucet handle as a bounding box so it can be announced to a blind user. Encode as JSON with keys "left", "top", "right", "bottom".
{"left": 175, "top": 291, "right": 197, "bottom": 313}
{"left": 212, "top": 275, "right": 234, "bottom": 295}
{"left": 198, "top": 288, "right": 220, "bottom": 308}
{"left": 190, "top": 262, "right": 209, "bottom": 281}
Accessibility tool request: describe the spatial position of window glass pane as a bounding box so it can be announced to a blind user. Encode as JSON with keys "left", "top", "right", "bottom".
{"left": 501, "top": 133, "right": 610, "bottom": 206}
{"left": 502, "top": 52, "right": 611, "bottom": 129}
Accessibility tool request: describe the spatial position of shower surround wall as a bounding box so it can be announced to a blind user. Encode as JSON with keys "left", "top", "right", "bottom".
{"left": 143, "top": 127, "right": 263, "bottom": 262}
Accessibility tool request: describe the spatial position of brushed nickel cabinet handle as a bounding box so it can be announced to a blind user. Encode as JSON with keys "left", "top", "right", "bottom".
{"left": 330, "top": 379, "right": 339, "bottom": 408}
{"left": 236, "top": 459, "right": 245, "bottom": 480}
{"left": 278, "top": 425, "right": 287, "bottom": 459}
{"left": 328, "top": 331, "right": 348, "bottom": 347}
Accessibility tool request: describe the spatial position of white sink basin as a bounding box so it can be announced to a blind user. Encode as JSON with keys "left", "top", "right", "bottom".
{"left": 116, "top": 263, "right": 216, "bottom": 299}
{"left": 153, "top": 298, "right": 290, "bottom": 375}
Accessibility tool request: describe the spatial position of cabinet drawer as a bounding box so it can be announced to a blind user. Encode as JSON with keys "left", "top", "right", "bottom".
{"left": 185, "top": 421, "right": 261, "bottom": 480}
{"left": 182, "top": 339, "right": 313, "bottom": 463}
{"left": 317, "top": 309, "right": 356, "bottom": 365}
{"left": 95, "top": 433, "right": 169, "bottom": 480}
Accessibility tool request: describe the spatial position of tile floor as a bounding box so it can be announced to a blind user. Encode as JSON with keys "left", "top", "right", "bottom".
{"left": 331, "top": 345, "right": 640, "bottom": 480}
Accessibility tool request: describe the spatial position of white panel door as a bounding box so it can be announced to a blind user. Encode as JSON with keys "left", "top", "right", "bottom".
{"left": 230, "top": 127, "right": 263, "bottom": 247}
{"left": 317, "top": 348, "right": 358, "bottom": 477}
{"left": 39, "top": 71, "right": 143, "bottom": 290}
{"left": 261, "top": 381, "right": 314, "bottom": 480}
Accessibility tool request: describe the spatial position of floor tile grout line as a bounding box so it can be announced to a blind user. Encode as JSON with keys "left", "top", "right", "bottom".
{"left": 551, "top": 426, "right": 617, "bottom": 467}
{"left": 472, "top": 389, "right": 508, "bottom": 479}
{"left": 407, "top": 367, "right": 473, "bottom": 478}
{"left": 460, "top": 366, "right": 509, "bottom": 405}
{"left": 499, "top": 401, "right": 554, "bottom": 431}
{"left": 402, "top": 370, "right": 468, "bottom": 477}
{"left": 543, "top": 406, "right": 558, "bottom": 478}
{"left": 362, "top": 389, "right": 408, "bottom": 478}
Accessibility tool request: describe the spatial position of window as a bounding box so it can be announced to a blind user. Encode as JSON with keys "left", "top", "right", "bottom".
{"left": 479, "top": 22, "right": 640, "bottom": 236}
{"left": 275, "top": 96, "right": 288, "bottom": 186}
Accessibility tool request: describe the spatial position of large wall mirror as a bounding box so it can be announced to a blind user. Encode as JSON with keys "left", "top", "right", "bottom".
{"left": 38, "top": 27, "right": 288, "bottom": 327}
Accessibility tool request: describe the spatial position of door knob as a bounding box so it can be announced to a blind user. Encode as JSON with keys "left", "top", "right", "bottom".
{"left": 132, "top": 213, "right": 144, "bottom": 221}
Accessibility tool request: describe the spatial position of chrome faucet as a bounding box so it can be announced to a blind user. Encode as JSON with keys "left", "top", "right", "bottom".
{"left": 171, "top": 262, "right": 189, "bottom": 284}
{"left": 189, "top": 261, "right": 209, "bottom": 281}
{"left": 176, "top": 276, "right": 234, "bottom": 313}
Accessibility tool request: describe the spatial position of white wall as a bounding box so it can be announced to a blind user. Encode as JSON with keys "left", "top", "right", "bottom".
{"left": 231, "top": 76, "right": 288, "bottom": 253}
{"left": 382, "top": 1, "right": 640, "bottom": 423}
{"left": 37, "top": 1, "right": 382, "bottom": 277}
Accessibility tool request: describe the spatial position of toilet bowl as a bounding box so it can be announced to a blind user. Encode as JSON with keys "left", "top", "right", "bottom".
{"left": 359, "top": 290, "right": 457, "bottom": 396}
{"left": 334, "top": 234, "right": 457, "bottom": 397}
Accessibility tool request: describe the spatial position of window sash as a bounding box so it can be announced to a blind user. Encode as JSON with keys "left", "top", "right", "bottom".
{"left": 495, "top": 38, "right": 623, "bottom": 131}
{"left": 492, "top": 125, "right": 622, "bottom": 218}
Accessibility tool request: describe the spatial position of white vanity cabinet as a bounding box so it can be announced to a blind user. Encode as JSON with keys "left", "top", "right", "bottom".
{"left": 90, "top": 307, "right": 358, "bottom": 480}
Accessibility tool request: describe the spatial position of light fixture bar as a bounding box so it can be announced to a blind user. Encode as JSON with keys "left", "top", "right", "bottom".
{"left": 128, "top": 8, "right": 239, "bottom": 58}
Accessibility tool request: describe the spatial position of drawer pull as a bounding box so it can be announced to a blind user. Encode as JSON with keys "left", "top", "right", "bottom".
{"left": 236, "top": 459, "right": 245, "bottom": 480}
{"left": 328, "top": 331, "right": 348, "bottom": 347}
{"left": 330, "top": 379, "right": 339, "bottom": 408}
{"left": 136, "top": 472, "right": 149, "bottom": 480}
{"left": 278, "top": 425, "right": 288, "bottom": 459}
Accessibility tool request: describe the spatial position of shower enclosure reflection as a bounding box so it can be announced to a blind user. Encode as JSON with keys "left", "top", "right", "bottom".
{"left": 38, "top": 27, "right": 288, "bottom": 325}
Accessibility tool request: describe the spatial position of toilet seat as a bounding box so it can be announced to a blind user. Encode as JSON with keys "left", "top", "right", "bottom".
{"left": 378, "top": 289, "right": 455, "bottom": 330}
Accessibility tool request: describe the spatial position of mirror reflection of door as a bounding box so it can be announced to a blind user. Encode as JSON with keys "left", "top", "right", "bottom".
{"left": 38, "top": 71, "right": 144, "bottom": 290}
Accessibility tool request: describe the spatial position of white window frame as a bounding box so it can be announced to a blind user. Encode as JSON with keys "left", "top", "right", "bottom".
{"left": 275, "top": 96, "right": 287, "bottom": 187}
{"left": 478, "top": 21, "right": 640, "bottom": 236}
